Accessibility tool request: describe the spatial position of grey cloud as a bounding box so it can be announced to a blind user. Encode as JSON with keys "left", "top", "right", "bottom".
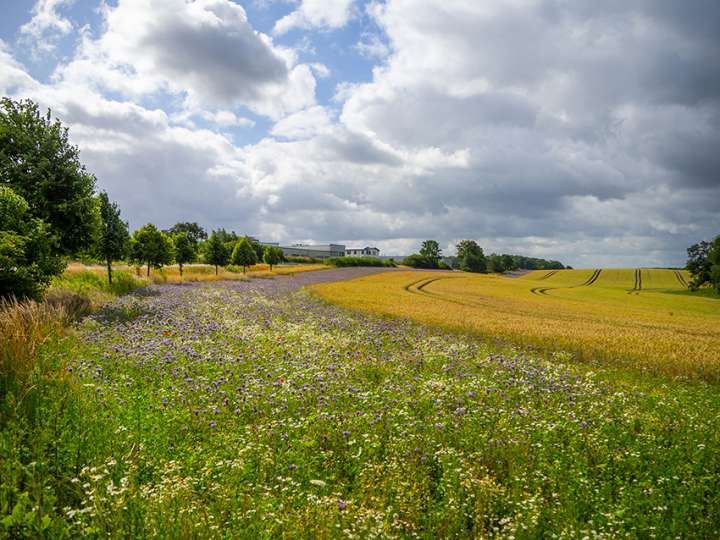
{"left": 138, "top": 14, "right": 288, "bottom": 104}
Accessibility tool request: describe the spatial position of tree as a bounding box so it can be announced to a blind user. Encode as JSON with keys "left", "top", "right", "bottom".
{"left": 263, "top": 246, "right": 282, "bottom": 271}
{"left": 231, "top": 237, "right": 258, "bottom": 273}
{"left": 0, "top": 186, "right": 63, "bottom": 299}
{"left": 687, "top": 236, "right": 720, "bottom": 292}
{"left": 173, "top": 232, "right": 197, "bottom": 278}
{"left": 456, "top": 240, "right": 486, "bottom": 273}
{"left": 204, "top": 230, "right": 230, "bottom": 275}
{"left": 486, "top": 254, "right": 505, "bottom": 273}
{"left": 501, "top": 254, "right": 515, "bottom": 272}
{"left": 419, "top": 240, "right": 442, "bottom": 268}
{"left": 129, "top": 224, "right": 173, "bottom": 277}
{"left": 97, "top": 192, "right": 129, "bottom": 285}
{"left": 0, "top": 98, "right": 98, "bottom": 256}
{"left": 166, "top": 222, "right": 207, "bottom": 244}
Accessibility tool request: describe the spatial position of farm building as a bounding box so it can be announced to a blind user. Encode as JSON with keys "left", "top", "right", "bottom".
{"left": 280, "top": 244, "right": 346, "bottom": 259}
{"left": 346, "top": 246, "right": 380, "bottom": 257}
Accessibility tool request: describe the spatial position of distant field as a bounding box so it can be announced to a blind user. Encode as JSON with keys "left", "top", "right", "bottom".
{"left": 310, "top": 268, "right": 720, "bottom": 382}
{"left": 64, "top": 262, "right": 331, "bottom": 283}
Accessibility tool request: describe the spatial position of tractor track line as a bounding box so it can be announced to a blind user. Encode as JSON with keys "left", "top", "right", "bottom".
{"left": 674, "top": 270, "right": 689, "bottom": 288}
{"left": 538, "top": 270, "right": 558, "bottom": 280}
{"left": 627, "top": 268, "right": 642, "bottom": 295}
{"left": 531, "top": 269, "right": 601, "bottom": 296}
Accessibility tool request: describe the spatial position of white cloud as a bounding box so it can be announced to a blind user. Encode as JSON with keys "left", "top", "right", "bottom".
{"left": 54, "top": 0, "right": 317, "bottom": 118}
{"left": 274, "top": 0, "right": 355, "bottom": 34}
{"left": 19, "top": 0, "right": 74, "bottom": 55}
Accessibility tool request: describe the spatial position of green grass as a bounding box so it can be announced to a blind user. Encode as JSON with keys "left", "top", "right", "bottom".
{"left": 1, "top": 279, "right": 719, "bottom": 537}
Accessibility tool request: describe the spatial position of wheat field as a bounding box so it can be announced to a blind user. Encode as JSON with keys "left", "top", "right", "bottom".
{"left": 310, "top": 268, "right": 720, "bottom": 382}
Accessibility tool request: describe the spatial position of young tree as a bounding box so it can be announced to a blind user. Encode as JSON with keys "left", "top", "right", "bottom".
{"left": 420, "top": 240, "right": 442, "bottom": 268}
{"left": 97, "top": 192, "right": 129, "bottom": 285}
{"left": 173, "top": 232, "right": 197, "bottom": 278}
{"left": 456, "top": 240, "right": 486, "bottom": 273}
{"left": 231, "top": 237, "right": 258, "bottom": 273}
{"left": 263, "top": 246, "right": 282, "bottom": 271}
{"left": 0, "top": 186, "right": 63, "bottom": 299}
{"left": 204, "top": 230, "right": 230, "bottom": 275}
{"left": 0, "top": 98, "right": 98, "bottom": 256}
{"left": 129, "top": 224, "right": 173, "bottom": 277}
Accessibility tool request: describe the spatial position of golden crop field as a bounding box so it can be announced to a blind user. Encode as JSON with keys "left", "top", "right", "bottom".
{"left": 310, "top": 268, "right": 720, "bottom": 382}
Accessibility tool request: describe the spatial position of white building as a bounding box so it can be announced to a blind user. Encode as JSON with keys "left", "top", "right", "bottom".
{"left": 281, "top": 244, "right": 346, "bottom": 259}
{"left": 346, "top": 246, "right": 380, "bottom": 257}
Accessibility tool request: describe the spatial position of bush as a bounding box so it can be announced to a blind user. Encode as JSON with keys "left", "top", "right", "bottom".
{"left": 327, "top": 257, "right": 396, "bottom": 268}
{"left": 285, "top": 256, "right": 325, "bottom": 264}
{"left": 403, "top": 254, "right": 437, "bottom": 269}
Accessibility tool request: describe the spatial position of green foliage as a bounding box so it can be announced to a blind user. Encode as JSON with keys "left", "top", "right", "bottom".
{"left": 285, "top": 256, "right": 324, "bottom": 264}
{"left": 263, "top": 246, "right": 282, "bottom": 270}
{"left": 403, "top": 253, "right": 437, "bottom": 269}
{"left": 203, "top": 230, "right": 230, "bottom": 274}
{"left": 0, "top": 98, "right": 98, "bottom": 256}
{"left": 419, "top": 239, "right": 441, "bottom": 265}
{"left": 687, "top": 236, "right": 720, "bottom": 292}
{"left": 0, "top": 186, "right": 64, "bottom": 299}
{"left": 327, "top": 256, "right": 396, "bottom": 268}
{"left": 456, "top": 240, "right": 486, "bottom": 273}
{"left": 97, "top": 192, "right": 129, "bottom": 285}
{"left": 166, "top": 222, "right": 207, "bottom": 244}
{"left": 172, "top": 232, "right": 197, "bottom": 277}
{"left": 129, "top": 224, "right": 173, "bottom": 277}
{"left": 231, "top": 237, "right": 258, "bottom": 273}
{"left": 486, "top": 254, "right": 506, "bottom": 273}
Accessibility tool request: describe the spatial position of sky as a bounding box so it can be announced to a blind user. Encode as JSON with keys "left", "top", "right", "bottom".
{"left": 1, "top": 0, "right": 719, "bottom": 267}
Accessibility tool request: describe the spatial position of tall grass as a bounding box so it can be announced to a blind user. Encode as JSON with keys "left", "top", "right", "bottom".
{"left": 0, "top": 297, "right": 66, "bottom": 398}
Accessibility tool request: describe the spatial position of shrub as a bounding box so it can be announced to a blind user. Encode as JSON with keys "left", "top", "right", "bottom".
{"left": 403, "top": 254, "right": 436, "bottom": 269}
{"left": 327, "top": 257, "right": 396, "bottom": 268}
{"left": 285, "top": 256, "right": 324, "bottom": 264}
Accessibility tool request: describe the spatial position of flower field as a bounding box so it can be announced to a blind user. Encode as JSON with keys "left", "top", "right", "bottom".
{"left": 311, "top": 269, "right": 720, "bottom": 382}
{"left": 2, "top": 269, "right": 719, "bottom": 537}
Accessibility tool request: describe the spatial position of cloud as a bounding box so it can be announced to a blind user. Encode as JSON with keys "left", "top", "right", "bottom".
{"left": 274, "top": 0, "right": 355, "bottom": 34}
{"left": 54, "top": 0, "right": 317, "bottom": 118}
{"left": 19, "top": 0, "right": 74, "bottom": 55}
{"left": 2, "top": 0, "right": 719, "bottom": 267}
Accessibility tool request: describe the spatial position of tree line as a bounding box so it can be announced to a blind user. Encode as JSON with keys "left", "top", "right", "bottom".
{"left": 403, "top": 239, "right": 567, "bottom": 273}
{"left": 1, "top": 98, "right": 283, "bottom": 299}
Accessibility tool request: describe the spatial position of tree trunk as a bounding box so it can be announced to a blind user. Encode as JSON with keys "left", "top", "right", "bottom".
{"left": 107, "top": 258, "right": 113, "bottom": 285}
{"left": 179, "top": 262, "right": 183, "bottom": 278}
{"left": 215, "top": 264, "right": 218, "bottom": 275}
{"left": 147, "top": 263, "right": 150, "bottom": 277}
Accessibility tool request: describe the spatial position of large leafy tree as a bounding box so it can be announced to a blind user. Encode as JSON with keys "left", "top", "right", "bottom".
{"left": 419, "top": 240, "right": 442, "bottom": 268}
{"left": 687, "top": 236, "right": 720, "bottom": 292}
{"left": 456, "top": 240, "right": 486, "bottom": 273}
{"left": 166, "top": 222, "right": 207, "bottom": 244}
{"left": 129, "top": 224, "right": 173, "bottom": 277}
{"left": 0, "top": 186, "right": 63, "bottom": 299}
{"left": 204, "top": 230, "right": 230, "bottom": 275}
{"left": 173, "top": 232, "right": 197, "bottom": 278}
{"left": 97, "top": 192, "right": 129, "bottom": 285}
{"left": 231, "top": 237, "right": 258, "bottom": 273}
{"left": 0, "top": 98, "right": 98, "bottom": 256}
